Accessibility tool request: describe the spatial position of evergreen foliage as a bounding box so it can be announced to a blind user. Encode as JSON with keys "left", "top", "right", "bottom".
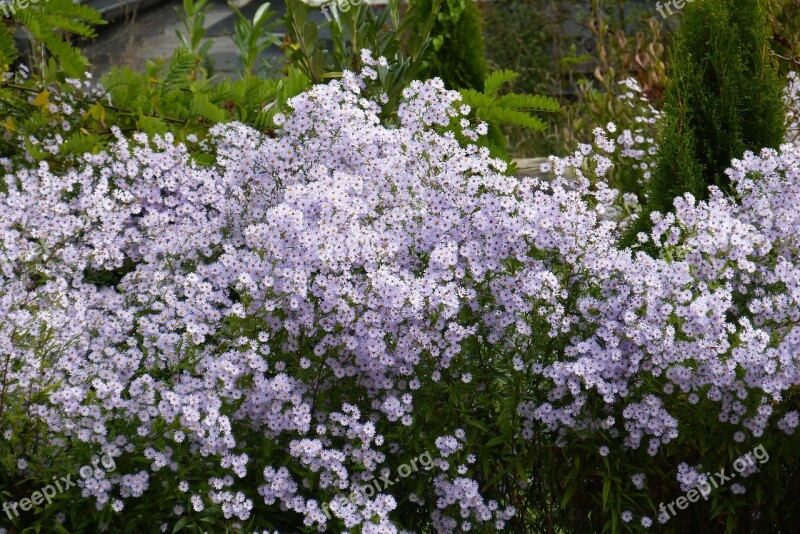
{"left": 627, "top": 0, "right": 786, "bottom": 244}
{"left": 416, "top": 0, "right": 487, "bottom": 91}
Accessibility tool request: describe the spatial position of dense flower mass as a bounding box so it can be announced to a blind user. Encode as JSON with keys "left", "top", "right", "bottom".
{"left": 2, "top": 61, "right": 800, "bottom": 531}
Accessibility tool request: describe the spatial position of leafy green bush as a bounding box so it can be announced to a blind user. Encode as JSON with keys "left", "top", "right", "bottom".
{"left": 0, "top": 0, "right": 105, "bottom": 77}
{"left": 283, "top": 0, "right": 438, "bottom": 122}
{"left": 0, "top": 0, "right": 312, "bottom": 169}
{"left": 0, "top": 52, "right": 309, "bottom": 170}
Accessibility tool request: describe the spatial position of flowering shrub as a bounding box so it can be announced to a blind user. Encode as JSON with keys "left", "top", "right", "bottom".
{"left": 0, "top": 66, "right": 527, "bottom": 532}
{"left": 2, "top": 60, "right": 800, "bottom": 532}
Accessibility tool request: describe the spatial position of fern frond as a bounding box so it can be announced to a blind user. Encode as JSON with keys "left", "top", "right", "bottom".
{"left": 0, "top": 25, "right": 17, "bottom": 69}
{"left": 44, "top": 0, "right": 105, "bottom": 30}
{"left": 189, "top": 93, "right": 226, "bottom": 123}
{"left": 101, "top": 66, "right": 146, "bottom": 108}
{"left": 497, "top": 93, "right": 561, "bottom": 113}
{"left": 484, "top": 69, "right": 518, "bottom": 97}
{"left": 478, "top": 106, "right": 548, "bottom": 132}
{"left": 281, "top": 67, "right": 310, "bottom": 99}
{"left": 14, "top": 9, "right": 89, "bottom": 76}
{"left": 459, "top": 89, "right": 494, "bottom": 110}
{"left": 137, "top": 114, "right": 170, "bottom": 136}
{"left": 460, "top": 70, "right": 557, "bottom": 142}
{"left": 43, "top": 14, "right": 96, "bottom": 39}
{"left": 60, "top": 131, "right": 103, "bottom": 157}
{"left": 162, "top": 49, "right": 196, "bottom": 96}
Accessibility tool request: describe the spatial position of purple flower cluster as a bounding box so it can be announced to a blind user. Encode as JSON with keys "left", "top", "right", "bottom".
{"left": 3, "top": 57, "right": 800, "bottom": 530}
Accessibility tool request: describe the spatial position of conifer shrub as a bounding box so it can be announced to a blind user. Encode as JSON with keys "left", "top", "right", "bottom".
{"left": 415, "top": 0, "right": 487, "bottom": 92}
{"left": 628, "top": 0, "right": 786, "bottom": 244}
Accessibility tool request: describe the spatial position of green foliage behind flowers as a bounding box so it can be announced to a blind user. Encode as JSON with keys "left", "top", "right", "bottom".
{"left": 100, "top": 54, "right": 309, "bottom": 139}
{"left": 229, "top": 1, "right": 281, "bottom": 78}
{"left": 176, "top": 0, "right": 214, "bottom": 56}
{"left": 283, "top": 0, "right": 439, "bottom": 122}
{"left": 0, "top": 55, "right": 310, "bottom": 170}
{"left": 480, "top": 0, "right": 668, "bottom": 160}
{"left": 457, "top": 69, "right": 562, "bottom": 161}
{"left": 0, "top": 0, "right": 311, "bottom": 171}
{"left": 282, "top": 0, "right": 556, "bottom": 160}
{"left": 627, "top": 0, "right": 786, "bottom": 244}
{"left": 0, "top": 0, "right": 105, "bottom": 77}
{"left": 414, "top": 0, "right": 487, "bottom": 91}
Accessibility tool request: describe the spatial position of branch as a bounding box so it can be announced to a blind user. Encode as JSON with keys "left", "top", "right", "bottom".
{"left": 770, "top": 50, "right": 800, "bottom": 67}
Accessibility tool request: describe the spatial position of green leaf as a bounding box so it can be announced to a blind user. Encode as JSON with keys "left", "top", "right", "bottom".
{"left": 479, "top": 106, "right": 548, "bottom": 131}
{"left": 484, "top": 436, "right": 507, "bottom": 447}
{"left": 45, "top": 0, "right": 105, "bottom": 27}
{"left": 0, "top": 25, "right": 18, "bottom": 68}
{"left": 190, "top": 93, "right": 227, "bottom": 123}
{"left": 15, "top": 8, "right": 91, "bottom": 77}
{"left": 560, "top": 479, "right": 579, "bottom": 508}
{"left": 162, "top": 48, "right": 197, "bottom": 95}
{"left": 459, "top": 88, "right": 494, "bottom": 109}
{"left": 42, "top": 14, "right": 96, "bottom": 38}
{"left": 172, "top": 518, "right": 189, "bottom": 532}
{"left": 60, "top": 132, "right": 103, "bottom": 157}
{"left": 254, "top": 2, "right": 273, "bottom": 27}
{"left": 484, "top": 69, "right": 518, "bottom": 97}
{"left": 497, "top": 93, "right": 561, "bottom": 112}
